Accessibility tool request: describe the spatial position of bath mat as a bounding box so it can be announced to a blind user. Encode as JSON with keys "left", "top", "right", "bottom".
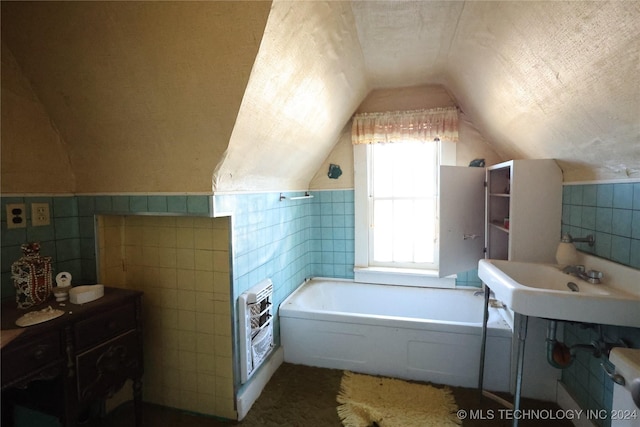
{"left": 336, "top": 371, "right": 460, "bottom": 427}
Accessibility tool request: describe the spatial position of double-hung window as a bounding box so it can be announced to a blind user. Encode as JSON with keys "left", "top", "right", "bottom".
{"left": 352, "top": 108, "right": 458, "bottom": 286}
{"left": 369, "top": 141, "right": 439, "bottom": 268}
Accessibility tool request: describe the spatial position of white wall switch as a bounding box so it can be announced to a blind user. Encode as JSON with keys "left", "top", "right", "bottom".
{"left": 31, "top": 202, "right": 51, "bottom": 226}
{"left": 6, "top": 203, "right": 26, "bottom": 229}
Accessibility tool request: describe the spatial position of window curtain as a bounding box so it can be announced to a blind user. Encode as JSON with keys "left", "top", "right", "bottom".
{"left": 351, "top": 107, "right": 458, "bottom": 144}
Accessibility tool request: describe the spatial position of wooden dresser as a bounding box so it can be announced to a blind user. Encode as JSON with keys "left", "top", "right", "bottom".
{"left": 1, "top": 287, "right": 143, "bottom": 427}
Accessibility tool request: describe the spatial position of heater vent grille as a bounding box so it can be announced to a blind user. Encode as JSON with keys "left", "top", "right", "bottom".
{"left": 239, "top": 279, "right": 274, "bottom": 383}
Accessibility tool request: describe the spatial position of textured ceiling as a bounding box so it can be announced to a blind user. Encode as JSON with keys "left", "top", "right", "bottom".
{"left": 217, "top": 0, "right": 640, "bottom": 190}
{"left": 444, "top": 1, "right": 640, "bottom": 181}
{"left": 2, "top": 1, "right": 639, "bottom": 193}
{"left": 351, "top": 1, "right": 461, "bottom": 88}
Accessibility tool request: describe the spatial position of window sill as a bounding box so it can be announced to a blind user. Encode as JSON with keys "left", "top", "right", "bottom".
{"left": 353, "top": 267, "right": 456, "bottom": 288}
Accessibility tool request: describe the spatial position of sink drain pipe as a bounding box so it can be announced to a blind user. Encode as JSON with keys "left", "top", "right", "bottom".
{"left": 546, "top": 320, "right": 574, "bottom": 368}
{"left": 546, "top": 320, "right": 604, "bottom": 369}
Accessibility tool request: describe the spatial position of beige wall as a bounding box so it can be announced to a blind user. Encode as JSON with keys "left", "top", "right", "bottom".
{"left": 2, "top": 2, "right": 271, "bottom": 194}
{"left": 97, "top": 215, "right": 235, "bottom": 419}
{"left": 1, "top": 43, "right": 75, "bottom": 193}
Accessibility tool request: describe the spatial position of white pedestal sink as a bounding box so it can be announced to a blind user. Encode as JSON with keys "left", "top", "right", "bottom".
{"left": 478, "top": 258, "right": 640, "bottom": 328}
{"left": 477, "top": 254, "right": 640, "bottom": 427}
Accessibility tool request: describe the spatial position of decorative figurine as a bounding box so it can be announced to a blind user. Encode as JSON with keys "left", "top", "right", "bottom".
{"left": 11, "top": 242, "right": 53, "bottom": 309}
{"left": 52, "top": 271, "right": 72, "bottom": 302}
{"left": 328, "top": 163, "right": 343, "bottom": 179}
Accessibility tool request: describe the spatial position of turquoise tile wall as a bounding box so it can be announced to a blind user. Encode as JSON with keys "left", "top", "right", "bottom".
{"left": 214, "top": 191, "right": 315, "bottom": 303}
{"left": 215, "top": 190, "right": 307, "bottom": 391}
{"left": 562, "top": 183, "right": 640, "bottom": 268}
{"left": 1, "top": 195, "right": 212, "bottom": 299}
{"left": 213, "top": 190, "right": 355, "bottom": 355}
{"left": 560, "top": 182, "right": 640, "bottom": 427}
{"left": 310, "top": 190, "right": 355, "bottom": 279}
{"left": 455, "top": 268, "right": 483, "bottom": 287}
{"left": 1, "top": 196, "right": 82, "bottom": 297}
{"left": 213, "top": 190, "right": 355, "bottom": 297}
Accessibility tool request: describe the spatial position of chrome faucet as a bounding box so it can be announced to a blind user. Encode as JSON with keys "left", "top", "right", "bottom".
{"left": 561, "top": 233, "right": 596, "bottom": 247}
{"left": 562, "top": 265, "right": 604, "bottom": 284}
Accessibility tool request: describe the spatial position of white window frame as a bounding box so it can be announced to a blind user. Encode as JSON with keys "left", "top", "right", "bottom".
{"left": 353, "top": 141, "right": 457, "bottom": 287}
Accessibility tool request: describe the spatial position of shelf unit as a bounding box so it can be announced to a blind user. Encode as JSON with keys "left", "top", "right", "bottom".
{"left": 485, "top": 160, "right": 562, "bottom": 263}
{"left": 486, "top": 164, "right": 511, "bottom": 260}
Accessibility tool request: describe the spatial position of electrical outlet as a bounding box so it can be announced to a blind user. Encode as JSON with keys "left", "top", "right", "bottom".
{"left": 31, "top": 202, "right": 51, "bottom": 226}
{"left": 6, "top": 203, "right": 26, "bottom": 229}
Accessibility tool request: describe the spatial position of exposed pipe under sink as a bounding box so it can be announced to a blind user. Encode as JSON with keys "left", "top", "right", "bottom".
{"left": 545, "top": 320, "right": 629, "bottom": 369}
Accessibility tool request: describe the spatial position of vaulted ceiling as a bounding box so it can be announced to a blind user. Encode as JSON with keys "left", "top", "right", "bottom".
{"left": 2, "top": 1, "right": 638, "bottom": 194}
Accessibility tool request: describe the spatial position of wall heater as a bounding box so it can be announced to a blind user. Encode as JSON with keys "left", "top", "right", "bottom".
{"left": 239, "top": 279, "right": 274, "bottom": 384}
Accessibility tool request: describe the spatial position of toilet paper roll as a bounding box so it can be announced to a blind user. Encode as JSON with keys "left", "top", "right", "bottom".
{"left": 55, "top": 272, "right": 72, "bottom": 288}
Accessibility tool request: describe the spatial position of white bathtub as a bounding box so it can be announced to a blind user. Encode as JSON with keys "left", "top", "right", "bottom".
{"left": 279, "top": 278, "right": 513, "bottom": 391}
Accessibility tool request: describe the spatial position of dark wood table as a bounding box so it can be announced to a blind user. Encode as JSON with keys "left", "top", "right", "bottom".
{"left": 1, "top": 287, "right": 143, "bottom": 427}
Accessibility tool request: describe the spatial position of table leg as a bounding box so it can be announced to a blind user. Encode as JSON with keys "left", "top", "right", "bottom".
{"left": 513, "top": 314, "right": 528, "bottom": 427}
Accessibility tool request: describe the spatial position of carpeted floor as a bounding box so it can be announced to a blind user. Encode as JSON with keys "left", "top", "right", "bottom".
{"left": 90, "top": 362, "right": 574, "bottom": 427}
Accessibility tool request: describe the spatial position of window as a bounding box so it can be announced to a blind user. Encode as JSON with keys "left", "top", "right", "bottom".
{"left": 352, "top": 107, "right": 459, "bottom": 286}
{"left": 369, "top": 141, "right": 438, "bottom": 269}
{"left": 353, "top": 140, "right": 456, "bottom": 286}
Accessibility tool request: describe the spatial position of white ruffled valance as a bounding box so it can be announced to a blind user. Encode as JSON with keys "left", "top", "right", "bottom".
{"left": 351, "top": 107, "right": 459, "bottom": 144}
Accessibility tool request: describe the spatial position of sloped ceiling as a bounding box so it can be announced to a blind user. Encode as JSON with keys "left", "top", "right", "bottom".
{"left": 1, "top": 1, "right": 271, "bottom": 193}
{"left": 2, "top": 1, "right": 639, "bottom": 194}
{"left": 213, "top": 1, "right": 368, "bottom": 191}
{"left": 216, "top": 0, "right": 639, "bottom": 191}
{"left": 444, "top": 1, "right": 640, "bottom": 181}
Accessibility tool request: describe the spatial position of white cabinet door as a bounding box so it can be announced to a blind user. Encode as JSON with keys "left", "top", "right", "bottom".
{"left": 439, "top": 166, "right": 486, "bottom": 277}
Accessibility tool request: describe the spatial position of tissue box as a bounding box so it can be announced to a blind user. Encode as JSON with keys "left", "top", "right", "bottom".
{"left": 69, "top": 285, "right": 104, "bottom": 304}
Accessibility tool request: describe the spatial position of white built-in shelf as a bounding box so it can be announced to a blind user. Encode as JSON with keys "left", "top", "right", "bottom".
{"left": 489, "top": 221, "right": 510, "bottom": 233}
{"left": 485, "top": 159, "right": 562, "bottom": 263}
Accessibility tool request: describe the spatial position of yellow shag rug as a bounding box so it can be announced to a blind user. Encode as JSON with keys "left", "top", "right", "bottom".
{"left": 336, "top": 371, "right": 461, "bottom": 427}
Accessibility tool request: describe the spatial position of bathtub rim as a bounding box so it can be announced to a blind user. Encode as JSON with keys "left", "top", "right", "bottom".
{"left": 279, "top": 277, "right": 513, "bottom": 338}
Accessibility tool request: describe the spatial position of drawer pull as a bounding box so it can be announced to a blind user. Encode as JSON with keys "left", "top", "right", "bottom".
{"left": 33, "top": 345, "right": 50, "bottom": 360}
